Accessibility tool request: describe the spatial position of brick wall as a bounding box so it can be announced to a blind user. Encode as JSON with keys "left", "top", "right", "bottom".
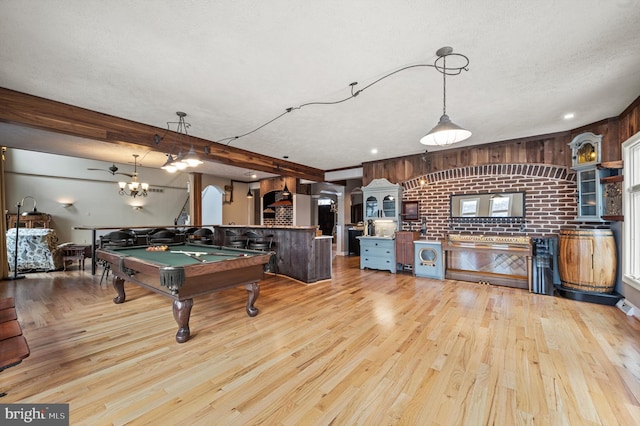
{"left": 400, "top": 163, "right": 588, "bottom": 240}
{"left": 263, "top": 192, "right": 293, "bottom": 226}
{"left": 273, "top": 205, "right": 293, "bottom": 226}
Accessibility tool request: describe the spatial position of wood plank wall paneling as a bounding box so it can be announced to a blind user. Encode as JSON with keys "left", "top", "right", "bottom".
{"left": 619, "top": 95, "right": 640, "bottom": 142}
{"left": 260, "top": 176, "right": 298, "bottom": 195}
{"left": 363, "top": 133, "right": 572, "bottom": 185}
{"left": 363, "top": 96, "right": 640, "bottom": 185}
{"left": 569, "top": 117, "right": 621, "bottom": 163}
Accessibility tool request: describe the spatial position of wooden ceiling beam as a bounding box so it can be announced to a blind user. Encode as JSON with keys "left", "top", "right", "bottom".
{"left": 0, "top": 88, "right": 325, "bottom": 182}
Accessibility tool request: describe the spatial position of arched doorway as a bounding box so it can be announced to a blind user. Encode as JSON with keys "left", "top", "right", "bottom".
{"left": 202, "top": 185, "right": 224, "bottom": 225}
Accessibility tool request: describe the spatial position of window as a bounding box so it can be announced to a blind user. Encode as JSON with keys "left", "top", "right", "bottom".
{"left": 490, "top": 195, "right": 512, "bottom": 217}
{"left": 623, "top": 131, "right": 640, "bottom": 291}
{"left": 460, "top": 198, "right": 479, "bottom": 217}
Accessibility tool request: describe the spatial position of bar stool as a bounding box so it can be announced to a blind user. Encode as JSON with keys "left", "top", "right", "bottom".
{"left": 244, "top": 231, "right": 277, "bottom": 274}
{"left": 225, "top": 229, "right": 246, "bottom": 248}
{"left": 244, "top": 231, "right": 273, "bottom": 251}
{"left": 190, "top": 228, "right": 213, "bottom": 245}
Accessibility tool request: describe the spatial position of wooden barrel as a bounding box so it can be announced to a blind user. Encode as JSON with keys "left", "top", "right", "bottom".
{"left": 558, "top": 229, "right": 617, "bottom": 293}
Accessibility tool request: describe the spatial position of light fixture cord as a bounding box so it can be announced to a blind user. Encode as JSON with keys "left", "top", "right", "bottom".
{"left": 177, "top": 116, "right": 186, "bottom": 150}
{"left": 442, "top": 55, "right": 447, "bottom": 116}
{"left": 213, "top": 51, "right": 469, "bottom": 147}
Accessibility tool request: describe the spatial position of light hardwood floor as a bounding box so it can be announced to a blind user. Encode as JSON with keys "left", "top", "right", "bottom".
{"left": 2, "top": 256, "right": 640, "bottom": 425}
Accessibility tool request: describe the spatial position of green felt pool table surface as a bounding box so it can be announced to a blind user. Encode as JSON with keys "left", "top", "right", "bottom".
{"left": 96, "top": 243, "right": 274, "bottom": 343}
{"left": 112, "top": 244, "right": 260, "bottom": 266}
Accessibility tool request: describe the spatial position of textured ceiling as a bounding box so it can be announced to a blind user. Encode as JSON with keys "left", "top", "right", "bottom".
{"left": 1, "top": 0, "right": 640, "bottom": 180}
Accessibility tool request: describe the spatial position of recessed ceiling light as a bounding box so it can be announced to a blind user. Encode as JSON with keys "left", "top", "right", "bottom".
{"left": 371, "top": 148, "right": 378, "bottom": 154}
{"left": 563, "top": 113, "right": 575, "bottom": 120}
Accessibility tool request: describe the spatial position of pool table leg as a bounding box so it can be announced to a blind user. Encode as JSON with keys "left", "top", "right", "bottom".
{"left": 245, "top": 282, "right": 260, "bottom": 317}
{"left": 112, "top": 277, "right": 126, "bottom": 304}
{"left": 173, "top": 299, "right": 193, "bottom": 343}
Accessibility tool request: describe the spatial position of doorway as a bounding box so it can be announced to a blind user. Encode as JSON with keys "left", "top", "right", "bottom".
{"left": 318, "top": 204, "right": 334, "bottom": 236}
{"left": 202, "top": 185, "right": 223, "bottom": 225}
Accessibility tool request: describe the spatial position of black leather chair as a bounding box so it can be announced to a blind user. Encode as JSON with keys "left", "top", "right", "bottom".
{"left": 148, "top": 229, "right": 176, "bottom": 245}
{"left": 99, "top": 230, "right": 136, "bottom": 284}
{"left": 244, "top": 231, "right": 277, "bottom": 274}
{"left": 100, "top": 230, "right": 136, "bottom": 248}
{"left": 244, "top": 231, "right": 273, "bottom": 251}
{"left": 183, "top": 227, "right": 199, "bottom": 238}
{"left": 190, "top": 228, "right": 213, "bottom": 245}
{"left": 225, "top": 229, "right": 246, "bottom": 248}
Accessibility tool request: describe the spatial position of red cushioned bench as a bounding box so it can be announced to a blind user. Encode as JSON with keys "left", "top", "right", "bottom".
{"left": 0, "top": 297, "right": 30, "bottom": 397}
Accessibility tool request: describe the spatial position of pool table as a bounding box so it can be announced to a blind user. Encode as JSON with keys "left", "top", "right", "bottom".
{"left": 96, "top": 243, "right": 273, "bottom": 343}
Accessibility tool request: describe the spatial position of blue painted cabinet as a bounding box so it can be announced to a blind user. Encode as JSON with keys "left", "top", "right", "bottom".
{"left": 359, "top": 237, "right": 396, "bottom": 273}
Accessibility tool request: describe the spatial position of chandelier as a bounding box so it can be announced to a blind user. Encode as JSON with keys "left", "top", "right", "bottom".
{"left": 155, "top": 111, "right": 203, "bottom": 173}
{"left": 118, "top": 154, "right": 149, "bottom": 197}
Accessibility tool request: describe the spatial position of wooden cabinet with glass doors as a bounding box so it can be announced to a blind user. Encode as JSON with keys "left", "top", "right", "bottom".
{"left": 362, "top": 178, "right": 403, "bottom": 222}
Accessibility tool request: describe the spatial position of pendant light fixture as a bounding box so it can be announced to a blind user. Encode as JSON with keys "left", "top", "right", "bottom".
{"left": 154, "top": 111, "right": 202, "bottom": 171}
{"left": 161, "top": 154, "right": 178, "bottom": 173}
{"left": 420, "top": 47, "right": 471, "bottom": 146}
{"left": 282, "top": 183, "right": 291, "bottom": 197}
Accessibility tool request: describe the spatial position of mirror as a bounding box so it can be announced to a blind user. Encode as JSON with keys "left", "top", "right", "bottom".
{"left": 450, "top": 192, "right": 525, "bottom": 223}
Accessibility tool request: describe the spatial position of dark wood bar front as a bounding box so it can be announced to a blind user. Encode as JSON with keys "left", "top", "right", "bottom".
{"left": 213, "top": 225, "right": 332, "bottom": 284}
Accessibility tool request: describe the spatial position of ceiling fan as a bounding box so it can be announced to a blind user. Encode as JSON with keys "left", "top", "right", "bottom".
{"left": 87, "top": 163, "right": 133, "bottom": 177}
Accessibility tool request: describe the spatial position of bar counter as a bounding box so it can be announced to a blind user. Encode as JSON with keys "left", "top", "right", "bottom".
{"left": 213, "top": 225, "right": 331, "bottom": 283}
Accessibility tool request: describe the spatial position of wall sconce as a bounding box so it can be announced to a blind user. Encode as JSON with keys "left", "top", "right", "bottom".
{"left": 133, "top": 206, "right": 143, "bottom": 211}
{"left": 60, "top": 202, "right": 74, "bottom": 208}
{"left": 224, "top": 184, "right": 234, "bottom": 204}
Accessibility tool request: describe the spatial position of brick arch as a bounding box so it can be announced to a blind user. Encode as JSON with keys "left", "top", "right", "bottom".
{"left": 400, "top": 164, "right": 577, "bottom": 240}
{"left": 403, "top": 164, "right": 574, "bottom": 190}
